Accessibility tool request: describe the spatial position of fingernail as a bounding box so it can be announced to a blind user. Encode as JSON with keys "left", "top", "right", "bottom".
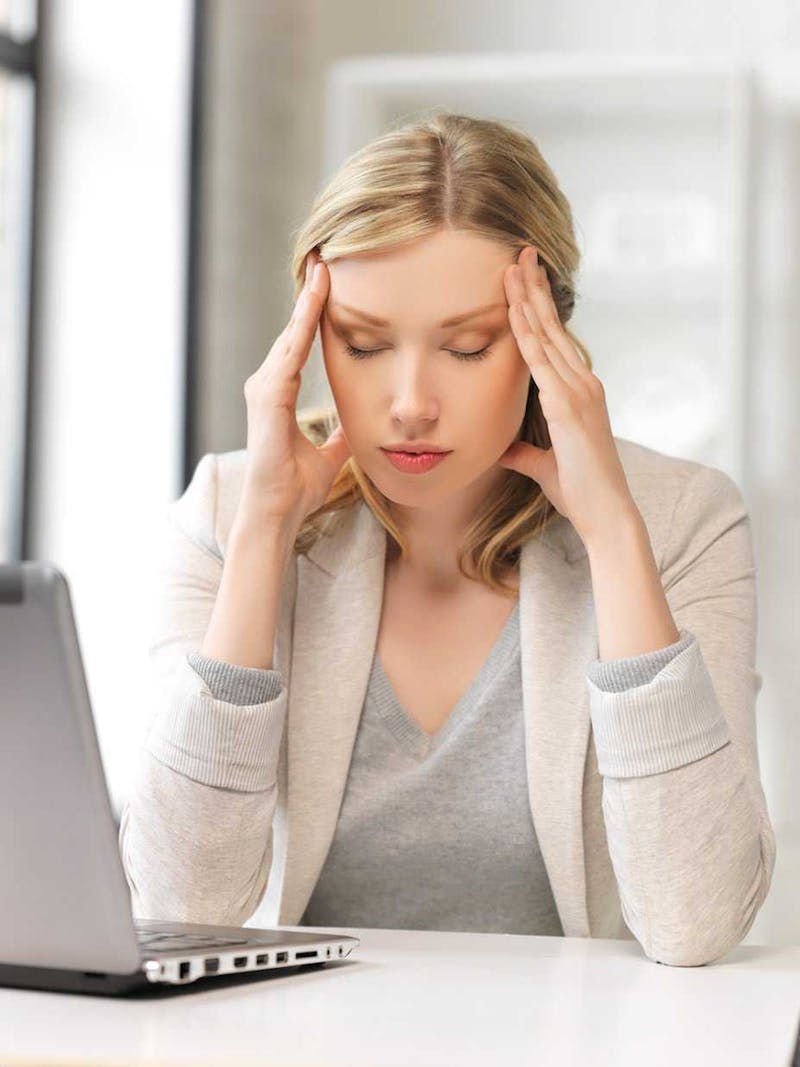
{"left": 305, "top": 256, "right": 312, "bottom": 283}
{"left": 531, "top": 248, "right": 538, "bottom": 265}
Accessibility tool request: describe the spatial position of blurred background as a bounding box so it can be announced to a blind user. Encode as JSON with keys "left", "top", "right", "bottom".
{"left": 1, "top": 0, "right": 798, "bottom": 946}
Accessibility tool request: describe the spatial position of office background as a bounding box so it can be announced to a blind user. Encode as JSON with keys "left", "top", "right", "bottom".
{"left": 2, "top": 0, "right": 799, "bottom": 947}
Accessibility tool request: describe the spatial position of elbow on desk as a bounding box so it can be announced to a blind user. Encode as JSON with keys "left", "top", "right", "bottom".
{"left": 647, "top": 922, "right": 753, "bottom": 967}
{"left": 639, "top": 905, "right": 757, "bottom": 967}
{"left": 647, "top": 933, "right": 740, "bottom": 968}
{"left": 633, "top": 807, "right": 778, "bottom": 968}
{"left": 644, "top": 900, "right": 773, "bottom": 968}
{"left": 644, "top": 850, "right": 776, "bottom": 967}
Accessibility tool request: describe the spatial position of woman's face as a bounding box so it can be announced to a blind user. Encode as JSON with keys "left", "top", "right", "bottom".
{"left": 318, "top": 227, "right": 531, "bottom": 508}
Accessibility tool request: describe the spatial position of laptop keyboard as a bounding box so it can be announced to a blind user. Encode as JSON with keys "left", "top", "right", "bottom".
{"left": 135, "top": 929, "right": 250, "bottom": 952}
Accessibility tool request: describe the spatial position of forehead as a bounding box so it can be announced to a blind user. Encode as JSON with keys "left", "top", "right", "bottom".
{"left": 325, "top": 229, "right": 516, "bottom": 329}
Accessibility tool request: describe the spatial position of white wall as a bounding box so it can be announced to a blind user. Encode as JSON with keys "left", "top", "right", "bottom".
{"left": 30, "top": 0, "right": 193, "bottom": 815}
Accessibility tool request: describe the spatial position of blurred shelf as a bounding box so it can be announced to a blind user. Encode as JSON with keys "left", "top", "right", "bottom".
{"left": 324, "top": 52, "right": 755, "bottom": 489}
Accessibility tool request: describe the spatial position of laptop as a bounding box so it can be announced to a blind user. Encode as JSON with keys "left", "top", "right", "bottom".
{"left": 0, "top": 561, "right": 359, "bottom": 995}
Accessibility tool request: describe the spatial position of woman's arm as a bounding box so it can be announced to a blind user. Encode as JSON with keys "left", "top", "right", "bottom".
{"left": 118, "top": 453, "right": 295, "bottom": 926}
{"left": 584, "top": 464, "right": 777, "bottom": 966}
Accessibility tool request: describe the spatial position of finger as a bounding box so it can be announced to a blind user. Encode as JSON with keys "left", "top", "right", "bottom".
{"left": 507, "top": 253, "right": 580, "bottom": 386}
{"left": 509, "top": 256, "right": 582, "bottom": 389}
{"left": 283, "top": 261, "right": 329, "bottom": 376}
{"left": 273, "top": 270, "right": 313, "bottom": 353}
{"left": 283, "top": 249, "right": 319, "bottom": 326}
{"left": 519, "top": 248, "right": 589, "bottom": 380}
{"left": 529, "top": 265, "right": 587, "bottom": 379}
{"left": 519, "top": 301, "right": 578, "bottom": 387}
{"left": 505, "top": 264, "right": 567, "bottom": 384}
{"left": 508, "top": 301, "right": 564, "bottom": 395}
{"left": 305, "top": 249, "right": 316, "bottom": 283}
{"left": 288, "top": 250, "right": 319, "bottom": 328}
{"left": 251, "top": 253, "right": 324, "bottom": 380}
{"left": 319, "top": 422, "right": 352, "bottom": 472}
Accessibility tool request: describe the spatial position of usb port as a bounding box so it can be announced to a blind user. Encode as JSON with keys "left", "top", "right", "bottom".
{"left": 295, "top": 950, "right": 318, "bottom": 960}
{"left": 276, "top": 951, "right": 288, "bottom": 963}
{"left": 255, "top": 953, "right": 269, "bottom": 965}
{"left": 179, "top": 961, "right": 191, "bottom": 979}
{"left": 204, "top": 958, "right": 219, "bottom": 974}
{"left": 233, "top": 956, "right": 248, "bottom": 968}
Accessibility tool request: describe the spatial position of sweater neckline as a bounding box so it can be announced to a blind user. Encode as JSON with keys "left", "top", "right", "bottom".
{"left": 369, "top": 599, "right": 521, "bottom": 760}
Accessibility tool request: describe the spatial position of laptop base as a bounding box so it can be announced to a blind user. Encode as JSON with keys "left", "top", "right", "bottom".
{"left": 0, "top": 958, "right": 332, "bottom": 998}
{"left": 0, "top": 961, "right": 154, "bottom": 997}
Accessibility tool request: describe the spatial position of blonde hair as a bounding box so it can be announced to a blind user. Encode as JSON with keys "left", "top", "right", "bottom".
{"left": 288, "top": 109, "right": 592, "bottom": 597}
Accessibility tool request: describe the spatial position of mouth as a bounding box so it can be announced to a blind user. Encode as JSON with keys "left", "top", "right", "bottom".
{"left": 380, "top": 448, "right": 453, "bottom": 474}
{"left": 380, "top": 446, "right": 452, "bottom": 455}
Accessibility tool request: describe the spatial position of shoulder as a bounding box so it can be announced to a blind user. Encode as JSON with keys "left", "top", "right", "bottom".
{"left": 176, "top": 438, "right": 746, "bottom": 575}
{"left": 173, "top": 409, "right": 342, "bottom": 559}
{"left": 167, "top": 448, "right": 249, "bottom": 560}
{"left": 612, "top": 436, "right": 749, "bottom": 571}
{"left": 177, "top": 446, "right": 350, "bottom": 563}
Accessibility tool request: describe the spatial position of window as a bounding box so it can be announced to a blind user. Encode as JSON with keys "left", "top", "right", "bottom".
{"left": 0, "top": 0, "right": 37, "bottom": 561}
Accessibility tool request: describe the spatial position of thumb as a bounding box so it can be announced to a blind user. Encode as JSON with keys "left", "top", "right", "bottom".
{"left": 498, "top": 441, "right": 553, "bottom": 485}
{"left": 320, "top": 422, "right": 352, "bottom": 473}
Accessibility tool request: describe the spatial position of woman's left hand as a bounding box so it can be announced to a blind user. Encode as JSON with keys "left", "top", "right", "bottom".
{"left": 498, "top": 245, "right": 640, "bottom": 548}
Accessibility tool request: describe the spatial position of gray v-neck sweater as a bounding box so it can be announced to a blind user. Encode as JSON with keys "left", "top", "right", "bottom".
{"left": 300, "top": 599, "right": 562, "bottom": 935}
{"left": 187, "top": 603, "right": 693, "bottom": 935}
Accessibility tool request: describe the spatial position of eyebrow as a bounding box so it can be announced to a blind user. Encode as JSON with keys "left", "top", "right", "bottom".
{"left": 329, "top": 301, "right": 507, "bottom": 329}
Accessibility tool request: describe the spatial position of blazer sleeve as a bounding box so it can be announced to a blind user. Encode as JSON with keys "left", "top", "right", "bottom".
{"left": 117, "top": 452, "right": 289, "bottom": 926}
{"left": 584, "top": 463, "right": 777, "bottom": 967}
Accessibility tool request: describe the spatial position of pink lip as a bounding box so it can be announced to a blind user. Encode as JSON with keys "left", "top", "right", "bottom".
{"left": 381, "top": 449, "right": 452, "bottom": 474}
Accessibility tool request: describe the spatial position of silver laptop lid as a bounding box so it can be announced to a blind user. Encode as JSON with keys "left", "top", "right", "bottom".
{"left": 0, "top": 561, "right": 142, "bottom": 975}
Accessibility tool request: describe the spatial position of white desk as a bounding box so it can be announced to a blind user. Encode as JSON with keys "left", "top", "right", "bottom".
{"left": 2, "top": 925, "right": 799, "bottom": 1066}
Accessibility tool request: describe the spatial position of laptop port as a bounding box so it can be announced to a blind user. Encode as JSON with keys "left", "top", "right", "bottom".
{"left": 179, "top": 961, "right": 191, "bottom": 979}
{"left": 233, "top": 956, "right": 248, "bottom": 968}
{"left": 326, "top": 947, "right": 331, "bottom": 958}
{"left": 276, "top": 951, "right": 288, "bottom": 963}
{"left": 338, "top": 946, "right": 343, "bottom": 956}
{"left": 295, "top": 950, "right": 318, "bottom": 960}
{"left": 255, "top": 953, "right": 269, "bottom": 965}
{"left": 204, "top": 958, "right": 219, "bottom": 974}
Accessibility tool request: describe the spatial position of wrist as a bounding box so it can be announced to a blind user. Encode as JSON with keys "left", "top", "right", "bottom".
{"left": 229, "top": 506, "right": 298, "bottom": 559}
{"left": 583, "top": 505, "right": 646, "bottom": 559}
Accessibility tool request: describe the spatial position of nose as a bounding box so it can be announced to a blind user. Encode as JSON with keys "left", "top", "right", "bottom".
{"left": 387, "top": 350, "right": 440, "bottom": 423}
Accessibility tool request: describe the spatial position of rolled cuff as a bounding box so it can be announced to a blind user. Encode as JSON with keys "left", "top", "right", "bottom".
{"left": 145, "top": 654, "right": 287, "bottom": 792}
{"left": 586, "top": 627, "right": 695, "bottom": 693}
{"left": 586, "top": 634, "right": 732, "bottom": 778}
{"left": 187, "top": 651, "right": 284, "bottom": 705}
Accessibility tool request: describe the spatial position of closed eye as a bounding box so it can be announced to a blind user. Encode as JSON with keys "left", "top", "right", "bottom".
{"left": 343, "top": 342, "right": 491, "bottom": 362}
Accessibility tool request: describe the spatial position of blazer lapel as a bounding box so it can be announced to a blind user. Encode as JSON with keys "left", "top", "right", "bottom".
{"left": 519, "top": 518, "right": 595, "bottom": 938}
{"left": 278, "top": 503, "right": 387, "bottom": 924}
{"left": 276, "top": 500, "right": 596, "bottom": 937}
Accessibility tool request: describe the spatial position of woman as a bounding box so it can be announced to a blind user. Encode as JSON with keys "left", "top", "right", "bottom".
{"left": 120, "top": 111, "right": 776, "bottom": 967}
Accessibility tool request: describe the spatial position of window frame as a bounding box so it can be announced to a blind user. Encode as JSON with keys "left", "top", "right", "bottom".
{"left": 0, "top": 1, "right": 40, "bottom": 562}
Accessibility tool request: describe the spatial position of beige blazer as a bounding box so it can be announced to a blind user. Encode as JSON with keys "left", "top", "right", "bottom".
{"left": 122, "top": 435, "right": 776, "bottom": 967}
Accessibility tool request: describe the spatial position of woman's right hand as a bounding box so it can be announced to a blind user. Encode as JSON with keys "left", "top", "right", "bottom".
{"left": 239, "top": 249, "right": 352, "bottom": 531}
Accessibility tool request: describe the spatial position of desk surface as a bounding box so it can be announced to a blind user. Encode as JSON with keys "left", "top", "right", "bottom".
{"left": 2, "top": 926, "right": 800, "bottom": 1067}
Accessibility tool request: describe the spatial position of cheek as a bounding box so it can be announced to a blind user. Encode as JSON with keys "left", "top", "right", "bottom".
{"left": 474, "top": 349, "right": 530, "bottom": 424}
{"left": 320, "top": 340, "right": 366, "bottom": 424}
